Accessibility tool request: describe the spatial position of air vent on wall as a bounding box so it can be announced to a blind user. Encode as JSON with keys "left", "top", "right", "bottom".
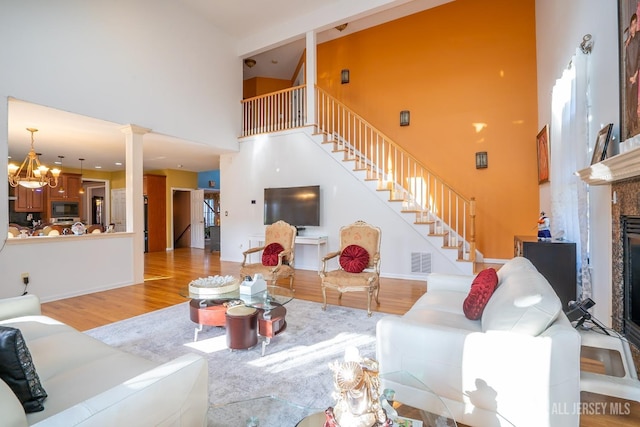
{"left": 411, "top": 252, "right": 432, "bottom": 274}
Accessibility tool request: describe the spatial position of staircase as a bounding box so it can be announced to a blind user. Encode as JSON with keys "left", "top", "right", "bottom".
{"left": 241, "top": 85, "right": 481, "bottom": 274}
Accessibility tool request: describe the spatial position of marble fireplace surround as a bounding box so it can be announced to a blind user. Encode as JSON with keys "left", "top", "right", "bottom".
{"left": 577, "top": 146, "right": 640, "bottom": 371}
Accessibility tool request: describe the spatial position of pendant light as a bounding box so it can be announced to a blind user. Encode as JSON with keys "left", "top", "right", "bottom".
{"left": 7, "top": 128, "right": 61, "bottom": 188}
{"left": 57, "top": 156, "right": 65, "bottom": 194}
{"left": 78, "top": 158, "right": 85, "bottom": 195}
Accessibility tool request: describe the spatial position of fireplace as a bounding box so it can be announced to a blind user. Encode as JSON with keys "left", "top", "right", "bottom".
{"left": 622, "top": 215, "right": 640, "bottom": 348}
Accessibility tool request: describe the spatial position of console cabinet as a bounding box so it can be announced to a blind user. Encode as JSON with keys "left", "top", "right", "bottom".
{"left": 514, "top": 235, "right": 577, "bottom": 311}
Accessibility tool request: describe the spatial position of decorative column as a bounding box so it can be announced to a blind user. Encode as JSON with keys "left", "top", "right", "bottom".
{"left": 305, "top": 30, "right": 316, "bottom": 126}
{"left": 121, "top": 124, "right": 150, "bottom": 285}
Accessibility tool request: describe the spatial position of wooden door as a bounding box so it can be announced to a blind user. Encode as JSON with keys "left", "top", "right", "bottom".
{"left": 144, "top": 175, "right": 166, "bottom": 252}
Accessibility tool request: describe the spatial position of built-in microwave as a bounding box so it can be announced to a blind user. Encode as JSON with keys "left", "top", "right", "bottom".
{"left": 51, "top": 201, "right": 79, "bottom": 218}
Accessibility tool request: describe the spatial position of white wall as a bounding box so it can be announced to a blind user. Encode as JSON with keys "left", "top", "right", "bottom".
{"left": 536, "top": 0, "right": 619, "bottom": 325}
{"left": 0, "top": 0, "right": 241, "bottom": 148}
{"left": 0, "top": 0, "right": 241, "bottom": 300}
{"left": 220, "top": 128, "right": 461, "bottom": 280}
{"left": 0, "top": 234, "right": 134, "bottom": 302}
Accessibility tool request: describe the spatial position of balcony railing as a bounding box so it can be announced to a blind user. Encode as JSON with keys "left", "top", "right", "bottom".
{"left": 239, "top": 84, "right": 476, "bottom": 262}
{"left": 241, "top": 85, "right": 306, "bottom": 137}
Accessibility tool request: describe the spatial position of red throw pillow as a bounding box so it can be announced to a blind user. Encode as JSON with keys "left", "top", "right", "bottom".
{"left": 339, "top": 244, "right": 370, "bottom": 273}
{"left": 463, "top": 268, "right": 498, "bottom": 320}
{"left": 262, "top": 242, "right": 284, "bottom": 266}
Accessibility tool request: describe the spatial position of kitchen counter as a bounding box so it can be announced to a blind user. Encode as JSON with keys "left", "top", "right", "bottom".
{"left": 6, "top": 231, "right": 133, "bottom": 244}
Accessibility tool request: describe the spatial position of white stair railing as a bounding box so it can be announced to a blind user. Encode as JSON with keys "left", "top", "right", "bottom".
{"left": 315, "top": 86, "right": 476, "bottom": 262}
{"left": 238, "top": 85, "right": 477, "bottom": 263}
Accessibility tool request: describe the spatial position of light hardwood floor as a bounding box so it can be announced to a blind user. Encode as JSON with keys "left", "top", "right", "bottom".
{"left": 41, "top": 248, "right": 639, "bottom": 426}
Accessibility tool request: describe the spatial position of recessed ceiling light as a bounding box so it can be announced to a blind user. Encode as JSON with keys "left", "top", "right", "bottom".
{"left": 115, "top": 162, "right": 122, "bottom": 166}
{"left": 94, "top": 165, "right": 102, "bottom": 169}
{"left": 177, "top": 164, "right": 183, "bottom": 168}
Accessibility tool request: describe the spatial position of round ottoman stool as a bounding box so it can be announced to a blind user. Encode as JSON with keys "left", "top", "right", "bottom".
{"left": 225, "top": 305, "right": 258, "bottom": 350}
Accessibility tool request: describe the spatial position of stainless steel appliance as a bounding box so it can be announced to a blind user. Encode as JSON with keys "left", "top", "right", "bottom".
{"left": 51, "top": 201, "right": 79, "bottom": 218}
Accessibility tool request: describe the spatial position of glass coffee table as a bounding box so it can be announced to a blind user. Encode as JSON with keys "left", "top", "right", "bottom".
{"left": 209, "top": 396, "right": 321, "bottom": 427}
{"left": 297, "top": 371, "right": 458, "bottom": 427}
{"left": 209, "top": 371, "right": 456, "bottom": 427}
{"left": 180, "top": 284, "right": 294, "bottom": 355}
{"left": 209, "top": 371, "right": 514, "bottom": 426}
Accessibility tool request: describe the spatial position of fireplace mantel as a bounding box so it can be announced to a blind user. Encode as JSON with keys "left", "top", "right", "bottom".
{"left": 577, "top": 146, "right": 640, "bottom": 185}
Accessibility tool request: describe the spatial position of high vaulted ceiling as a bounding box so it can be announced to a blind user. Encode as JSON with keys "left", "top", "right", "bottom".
{"left": 8, "top": 0, "right": 451, "bottom": 174}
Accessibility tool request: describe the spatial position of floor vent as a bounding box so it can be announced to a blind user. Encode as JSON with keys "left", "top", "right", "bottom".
{"left": 411, "top": 252, "right": 432, "bottom": 273}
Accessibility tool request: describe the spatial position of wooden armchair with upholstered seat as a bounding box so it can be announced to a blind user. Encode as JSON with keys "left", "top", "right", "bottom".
{"left": 320, "top": 220, "right": 381, "bottom": 316}
{"left": 240, "top": 220, "right": 297, "bottom": 290}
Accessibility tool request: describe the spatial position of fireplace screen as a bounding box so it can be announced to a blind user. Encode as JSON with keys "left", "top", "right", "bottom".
{"left": 622, "top": 215, "right": 640, "bottom": 347}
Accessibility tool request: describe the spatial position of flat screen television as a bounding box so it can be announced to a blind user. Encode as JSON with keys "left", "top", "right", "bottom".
{"left": 264, "top": 185, "right": 320, "bottom": 227}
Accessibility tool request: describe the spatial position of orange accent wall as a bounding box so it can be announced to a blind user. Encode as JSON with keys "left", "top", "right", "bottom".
{"left": 317, "top": 0, "right": 538, "bottom": 260}
{"left": 244, "top": 77, "right": 293, "bottom": 99}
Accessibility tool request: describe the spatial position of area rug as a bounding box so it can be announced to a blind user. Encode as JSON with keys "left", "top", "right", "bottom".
{"left": 85, "top": 299, "right": 393, "bottom": 426}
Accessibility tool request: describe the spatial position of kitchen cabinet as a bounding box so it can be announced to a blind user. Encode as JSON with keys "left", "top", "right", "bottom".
{"left": 514, "top": 235, "right": 577, "bottom": 312}
{"left": 48, "top": 173, "right": 82, "bottom": 200}
{"left": 43, "top": 173, "right": 83, "bottom": 222}
{"left": 14, "top": 185, "right": 44, "bottom": 212}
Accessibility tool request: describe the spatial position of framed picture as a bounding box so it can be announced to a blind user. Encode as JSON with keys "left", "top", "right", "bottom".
{"left": 619, "top": 0, "right": 640, "bottom": 142}
{"left": 537, "top": 125, "right": 550, "bottom": 184}
{"left": 591, "top": 123, "right": 614, "bottom": 165}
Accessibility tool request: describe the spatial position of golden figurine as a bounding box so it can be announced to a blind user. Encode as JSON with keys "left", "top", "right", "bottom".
{"left": 325, "top": 347, "right": 391, "bottom": 427}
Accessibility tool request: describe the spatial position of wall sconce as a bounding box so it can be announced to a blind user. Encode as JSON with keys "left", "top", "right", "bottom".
{"left": 341, "top": 69, "right": 350, "bottom": 84}
{"left": 475, "top": 151, "right": 488, "bottom": 169}
{"left": 400, "top": 110, "right": 410, "bottom": 126}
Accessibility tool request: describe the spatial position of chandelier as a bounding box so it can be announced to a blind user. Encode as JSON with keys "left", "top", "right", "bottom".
{"left": 8, "top": 128, "right": 61, "bottom": 189}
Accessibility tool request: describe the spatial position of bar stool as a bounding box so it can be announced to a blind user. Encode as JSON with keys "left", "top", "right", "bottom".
{"left": 225, "top": 305, "right": 258, "bottom": 350}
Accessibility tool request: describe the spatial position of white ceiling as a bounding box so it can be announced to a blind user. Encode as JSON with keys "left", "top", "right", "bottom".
{"left": 8, "top": 99, "right": 225, "bottom": 173}
{"left": 8, "top": 0, "right": 450, "bottom": 174}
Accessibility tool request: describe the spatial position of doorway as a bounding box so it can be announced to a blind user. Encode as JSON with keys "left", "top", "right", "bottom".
{"left": 204, "top": 190, "right": 220, "bottom": 252}
{"left": 170, "top": 188, "right": 219, "bottom": 251}
{"left": 173, "top": 190, "right": 192, "bottom": 248}
{"left": 83, "top": 179, "right": 109, "bottom": 227}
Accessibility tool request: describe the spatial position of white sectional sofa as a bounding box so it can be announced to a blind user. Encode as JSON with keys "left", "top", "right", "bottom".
{"left": 376, "top": 257, "right": 581, "bottom": 427}
{"left": 0, "top": 294, "right": 209, "bottom": 427}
